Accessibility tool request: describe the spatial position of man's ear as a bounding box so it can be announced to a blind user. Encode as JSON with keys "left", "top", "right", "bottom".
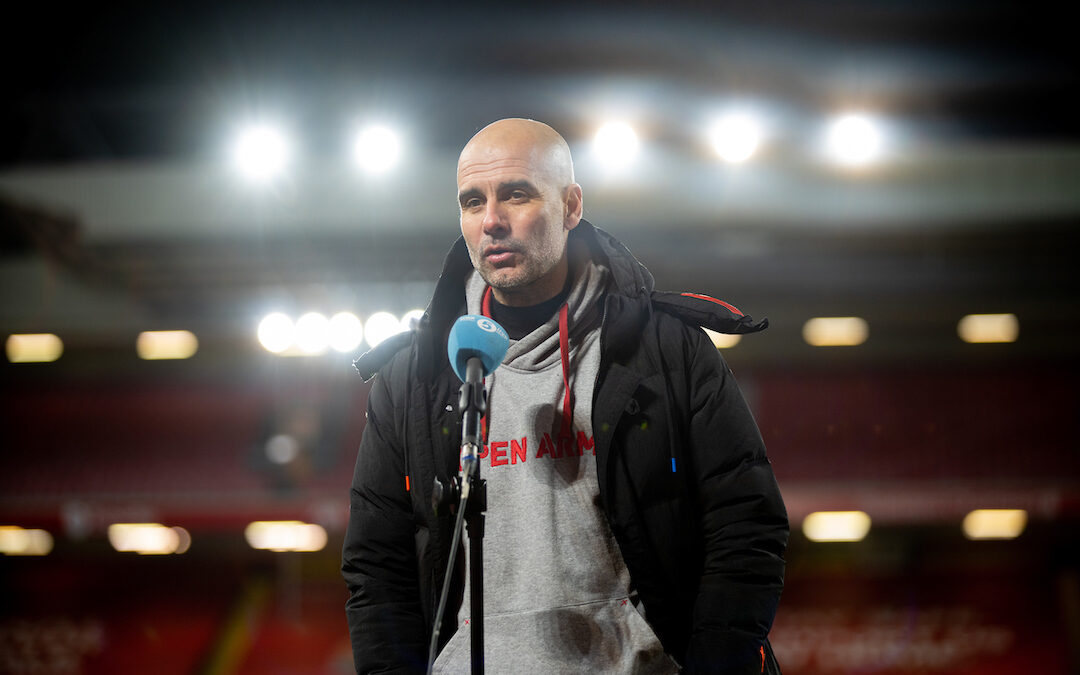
{"left": 563, "top": 183, "right": 583, "bottom": 231}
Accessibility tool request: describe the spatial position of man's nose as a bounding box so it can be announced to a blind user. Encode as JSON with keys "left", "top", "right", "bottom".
{"left": 481, "top": 200, "right": 508, "bottom": 234}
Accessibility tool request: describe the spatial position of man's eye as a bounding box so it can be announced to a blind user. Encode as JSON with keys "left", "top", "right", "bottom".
{"left": 464, "top": 198, "right": 482, "bottom": 209}
{"left": 509, "top": 190, "right": 527, "bottom": 201}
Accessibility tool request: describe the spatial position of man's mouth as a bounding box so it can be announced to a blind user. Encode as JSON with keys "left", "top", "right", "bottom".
{"left": 483, "top": 245, "right": 519, "bottom": 265}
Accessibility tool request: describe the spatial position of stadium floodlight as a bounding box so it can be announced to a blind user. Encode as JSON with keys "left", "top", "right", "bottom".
{"left": 107, "top": 523, "right": 184, "bottom": 555}
{"left": 400, "top": 309, "right": 426, "bottom": 332}
{"left": 963, "top": 509, "right": 1027, "bottom": 540}
{"left": 708, "top": 114, "right": 762, "bottom": 163}
{"left": 136, "top": 330, "right": 199, "bottom": 360}
{"left": 802, "top": 511, "right": 872, "bottom": 542}
{"left": 329, "top": 312, "right": 365, "bottom": 353}
{"left": 0, "top": 526, "right": 54, "bottom": 556}
{"left": 802, "top": 317, "right": 869, "bottom": 347}
{"left": 352, "top": 125, "right": 402, "bottom": 174}
{"left": 6, "top": 333, "right": 63, "bottom": 363}
{"left": 592, "top": 121, "right": 639, "bottom": 167}
{"left": 364, "top": 311, "right": 402, "bottom": 348}
{"left": 294, "top": 312, "right": 331, "bottom": 355}
{"left": 825, "top": 113, "right": 883, "bottom": 167}
{"left": 257, "top": 313, "right": 295, "bottom": 353}
{"left": 232, "top": 123, "right": 291, "bottom": 182}
{"left": 244, "top": 521, "right": 327, "bottom": 552}
{"left": 957, "top": 313, "right": 1019, "bottom": 344}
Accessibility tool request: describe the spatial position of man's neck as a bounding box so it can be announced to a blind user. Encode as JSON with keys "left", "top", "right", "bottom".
{"left": 492, "top": 285, "right": 574, "bottom": 339}
{"left": 490, "top": 278, "right": 572, "bottom": 340}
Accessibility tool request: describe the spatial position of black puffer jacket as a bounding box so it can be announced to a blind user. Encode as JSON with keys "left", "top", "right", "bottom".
{"left": 343, "top": 221, "right": 788, "bottom": 674}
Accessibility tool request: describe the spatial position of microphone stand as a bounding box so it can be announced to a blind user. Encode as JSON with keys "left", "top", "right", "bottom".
{"left": 459, "top": 358, "right": 487, "bottom": 675}
{"left": 430, "top": 316, "right": 507, "bottom": 675}
{"left": 465, "top": 456, "right": 486, "bottom": 675}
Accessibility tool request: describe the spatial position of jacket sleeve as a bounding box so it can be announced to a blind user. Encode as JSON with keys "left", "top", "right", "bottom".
{"left": 682, "top": 328, "right": 788, "bottom": 674}
{"left": 342, "top": 365, "right": 427, "bottom": 674}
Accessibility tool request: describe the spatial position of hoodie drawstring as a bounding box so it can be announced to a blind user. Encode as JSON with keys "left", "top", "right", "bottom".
{"left": 556, "top": 301, "right": 573, "bottom": 442}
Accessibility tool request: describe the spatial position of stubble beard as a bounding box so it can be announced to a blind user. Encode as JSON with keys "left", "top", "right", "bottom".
{"left": 469, "top": 240, "right": 563, "bottom": 297}
{"left": 476, "top": 251, "right": 544, "bottom": 291}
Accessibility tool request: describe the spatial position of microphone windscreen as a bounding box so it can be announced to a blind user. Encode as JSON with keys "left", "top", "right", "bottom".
{"left": 447, "top": 315, "right": 510, "bottom": 382}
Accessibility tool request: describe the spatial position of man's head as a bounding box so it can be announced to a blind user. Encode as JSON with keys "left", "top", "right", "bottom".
{"left": 457, "top": 118, "right": 583, "bottom": 307}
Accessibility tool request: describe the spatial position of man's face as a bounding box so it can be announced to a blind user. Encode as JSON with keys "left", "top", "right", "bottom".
{"left": 457, "top": 144, "right": 573, "bottom": 305}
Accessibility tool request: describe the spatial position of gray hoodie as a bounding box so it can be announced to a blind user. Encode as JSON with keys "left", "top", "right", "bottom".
{"left": 433, "top": 250, "right": 678, "bottom": 673}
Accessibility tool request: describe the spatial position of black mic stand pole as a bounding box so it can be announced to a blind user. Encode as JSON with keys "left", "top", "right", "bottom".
{"left": 465, "top": 456, "right": 486, "bottom": 675}
{"left": 459, "top": 358, "right": 487, "bottom": 675}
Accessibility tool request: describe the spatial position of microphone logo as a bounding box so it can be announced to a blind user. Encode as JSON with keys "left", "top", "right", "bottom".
{"left": 447, "top": 314, "right": 509, "bottom": 382}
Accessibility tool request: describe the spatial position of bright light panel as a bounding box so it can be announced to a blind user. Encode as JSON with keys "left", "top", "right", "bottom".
{"left": 258, "top": 313, "right": 295, "bottom": 353}
{"left": 708, "top": 115, "right": 762, "bottom": 163}
{"left": 592, "top": 122, "right": 639, "bottom": 166}
{"left": 6, "top": 333, "right": 63, "bottom": 363}
{"left": 957, "top": 313, "right": 1019, "bottom": 344}
{"left": 294, "top": 312, "right": 330, "bottom": 355}
{"left": 802, "top": 511, "right": 872, "bottom": 542}
{"left": 703, "top": 328, "right": 741, "bottom": 349}
{"left": 352, "top": 125, "right": 401, "bottom": 174}
{"left": 826, "top": 114, "right": 883, "bottom": 167}
{"left": 365, "top": 311, "right": 402, "bottom": 348}
{"left": 802, "top": 317, "right": 869, "bottom": 347}
{"left": 107, "top": 523, "right": 187, "bottom": 555}
{"left": 244, "top": 521, "right": 327, "bottom": 552}
{"left": 963, "top": 509, "right": 1027, "bottom": 540}
{"left": 400, "top": 309, "right": 426, "bottom": 332}
{"left": 329, "top": 312, "right": 364, "bottom": 353}
{"left": 136, "top": 330, "right": 198, "bottom": 360}
{"left": 232, "top": 124, "right": 291, "bottom": 182}
{"left": 0, "top": 526, "right": 54, "bottom": 556}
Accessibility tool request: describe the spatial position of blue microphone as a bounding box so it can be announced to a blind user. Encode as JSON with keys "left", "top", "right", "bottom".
{"left": 447, "top": 315, "right": 509, "bottom": 481}
{"left": 447, "top": 315, "right": 510, "bottom": 383}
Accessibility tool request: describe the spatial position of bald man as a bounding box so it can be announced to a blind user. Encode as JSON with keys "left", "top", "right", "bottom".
{"left": 343, "top": 119, "right": 788, "bottom": 674}
{"left": 456, "top": 119, "right": 582, "bottom": 307}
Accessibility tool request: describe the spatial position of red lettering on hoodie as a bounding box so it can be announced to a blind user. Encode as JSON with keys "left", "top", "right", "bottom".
{"left": 577, "top": 431, "right": 595, "bottom": 456}
{"left": 537, "top": 433, "right": 555, "bottom": 459}
{"left": 510, "top": 438, "right": 527, "bottom": 465}
{"left": 476, "top": 433, "right": 594, "bottom": 463}
{"left": 490, "top": 441, "right": 508, "bottom": 467}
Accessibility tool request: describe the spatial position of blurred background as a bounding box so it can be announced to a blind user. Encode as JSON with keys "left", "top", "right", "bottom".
{"left": 1, "top": 1, "right": 1078, "bottom": 673}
